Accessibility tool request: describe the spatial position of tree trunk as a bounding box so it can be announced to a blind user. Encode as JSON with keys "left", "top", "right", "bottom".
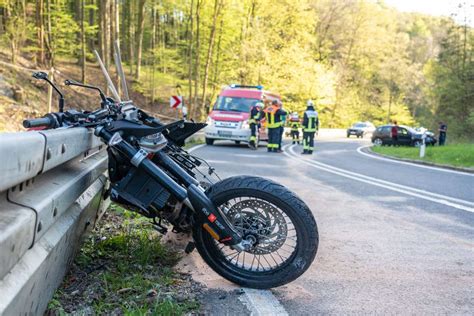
{"left": 135, "top": 0, "right": 146, "bottom": 80}
{"left": 187, "top": 0, "right": 194, "bottom": 118}
{"left": 45, "top": 0, "right": 54, "bottom": 67}
{"left": 81, "top": 0, "right": 86, "bottom": 83}
{"left": 128, "top": 0, "right": 135, "bottom": 75}
{"left": 193, "top": 0, "right": 202, "bottom": 119}
{"left": 36, "top": 0, "right": 45, "bottom": 65}
{"left": 201, "top": 0, "right": 222, "bottom": 115}
{"left": 209, "top": 18, "right": 224, "bottom": 104}
{"left": 151, "top": 1, "right": 156, "bottom": 102}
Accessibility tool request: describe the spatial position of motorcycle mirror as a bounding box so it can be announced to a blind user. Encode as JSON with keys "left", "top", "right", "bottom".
{"left": 32, "top": 71, "right": 65, "bottom": 113}
{"left": 32, "top": 71, "right": 48, "bottom": 80}
{"left": 64, "top": 79, "right": 108, "bottom": 105}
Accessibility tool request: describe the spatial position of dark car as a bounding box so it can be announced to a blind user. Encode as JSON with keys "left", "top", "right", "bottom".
{"left": 371, "top": 125, "right": 437, "bottom": 147}
{"left": 347, "top": 122, "right": 376, "bottom": 138}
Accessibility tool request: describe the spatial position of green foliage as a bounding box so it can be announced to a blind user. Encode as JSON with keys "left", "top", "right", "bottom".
{"left": 0, "top": 0, "right": 472, "bottom": 135}
{"left": 372, "top": 144, "right": 474, "bottom": 168}
{"left": 49, "top": 206, "right": 199, "bottom": 315}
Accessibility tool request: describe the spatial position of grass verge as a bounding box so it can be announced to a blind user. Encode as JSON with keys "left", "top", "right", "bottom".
{"left": 46, "top": 204, "right": 200, "bottom": 315}
{"left": 371, "top": 144, "right": 474, "bottom": 168}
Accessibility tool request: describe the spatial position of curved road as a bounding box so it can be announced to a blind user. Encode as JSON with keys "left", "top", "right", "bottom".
{"left": 184, "top": 136, "right": 474, "bottom": 314}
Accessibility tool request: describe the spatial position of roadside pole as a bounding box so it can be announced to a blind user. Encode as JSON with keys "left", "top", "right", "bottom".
{"left": 420, "top": 133, "right": 426, "bottom": 158}
{"left": 47, "top": 67, "right": 54, "bottom": 113}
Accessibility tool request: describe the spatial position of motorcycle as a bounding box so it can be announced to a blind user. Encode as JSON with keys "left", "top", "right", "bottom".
{"left": 22, "top": 50, "right": 318, "bottom": 289}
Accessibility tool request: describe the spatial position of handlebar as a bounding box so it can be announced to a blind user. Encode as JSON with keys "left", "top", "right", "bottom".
{"left": 23, "top": 116, "right": 54, "bottom": 128}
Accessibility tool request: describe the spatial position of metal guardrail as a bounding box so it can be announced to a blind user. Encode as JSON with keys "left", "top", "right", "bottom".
{"left": 0, "top": 128, "right": 109, "bottom": 315}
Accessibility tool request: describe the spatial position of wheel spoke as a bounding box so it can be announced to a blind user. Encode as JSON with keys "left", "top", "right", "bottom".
{"left": 211, "top": 196, "right": 299, "bottom": 273}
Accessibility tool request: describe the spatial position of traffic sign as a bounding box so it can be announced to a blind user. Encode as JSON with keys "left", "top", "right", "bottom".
{"left": 170, "top": 96, "right": 183, "bottom": 109}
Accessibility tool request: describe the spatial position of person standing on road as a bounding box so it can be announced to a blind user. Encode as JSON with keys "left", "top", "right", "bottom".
{"left": 278, "top": 102, "right": 287, "bottom": 152}
{"left": 391, "top": 121, "right": 398, "bottom": 145}
{"left": 301, "top": 100, "right": 319, "bottom": 155}
{"left": 264, "top": 100, "right": 286, "bottom": 153}
{"left": 438, "top": 121, "right": 447, "bottom": 146}
{"left": 290, "top": 112, "right": 301, "bottom": 144}
{"left": 248, "top": 102, "right": 264, "bottom": 150}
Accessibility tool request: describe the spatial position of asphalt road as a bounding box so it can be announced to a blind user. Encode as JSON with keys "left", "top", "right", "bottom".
{"left": 183, "top": 135, "right": 474, "bottom": 314}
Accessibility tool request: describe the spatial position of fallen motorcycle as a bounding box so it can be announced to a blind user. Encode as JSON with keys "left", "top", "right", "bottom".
{"left": 23, "top": 49, "right": 318, "bottom": 289}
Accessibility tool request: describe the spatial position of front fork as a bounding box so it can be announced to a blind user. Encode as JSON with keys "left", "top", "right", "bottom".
{"left": 96, "top": 127, "right": 248, "bottom": 251}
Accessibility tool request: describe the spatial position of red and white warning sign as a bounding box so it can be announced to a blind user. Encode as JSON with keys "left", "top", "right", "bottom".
{"left": 170, "top": 95, "right": 183, "bottom": 109}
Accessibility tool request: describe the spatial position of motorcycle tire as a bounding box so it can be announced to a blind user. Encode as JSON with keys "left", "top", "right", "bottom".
{"left": 193, "top": 176, "right": 319, "bottom": 289}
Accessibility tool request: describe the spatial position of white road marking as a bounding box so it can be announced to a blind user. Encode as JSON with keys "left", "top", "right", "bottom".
{"left": 284, "top": 145, "right": 474, "bottom": 213}
{"left": 239, "top": 288, "right": 288, "bottom": 316}
{"left": 187, "top": 144, "right": 206, "bottom": 153}
{"left": 187, "top": 142, "right": 289, "bottom": 315}
{"left": 356, "top": 145, "right": 474, "bottom": 177}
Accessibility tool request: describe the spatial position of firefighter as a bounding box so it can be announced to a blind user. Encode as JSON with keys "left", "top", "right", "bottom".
{"left": 289, "top": 112, "right": 301, "bottom": 144}
{"left": 302, "top": 100, "right": 319, "bottom": 154}
{"left": 248, "top": 102, "right": 264, "bottom": 150}
{"left": 264, "top": 100, "right": 287, "bottom": 153}
{"left": 278, "top": 102, "right": 287, "bottom": 152}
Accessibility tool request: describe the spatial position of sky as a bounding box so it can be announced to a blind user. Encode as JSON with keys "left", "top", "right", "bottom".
{"left": 384, "top": 0, "right": 473, "bottom": 25}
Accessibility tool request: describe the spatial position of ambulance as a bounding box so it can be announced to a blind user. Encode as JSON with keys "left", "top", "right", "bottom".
{"left": 204, "top": 84, "right": 281, "bottom": 145}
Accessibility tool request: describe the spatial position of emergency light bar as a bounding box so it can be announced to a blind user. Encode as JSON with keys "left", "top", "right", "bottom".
{"left": 229, "top": 84, "right": 263, "bottom": 90}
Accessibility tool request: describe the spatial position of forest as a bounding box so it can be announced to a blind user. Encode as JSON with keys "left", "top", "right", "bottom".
{"left": 0, "top": 0, "right": 473, "bottom": 140}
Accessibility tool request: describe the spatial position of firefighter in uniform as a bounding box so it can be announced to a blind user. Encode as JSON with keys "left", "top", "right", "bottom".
{"left": 248, "top": 102, "right": 264, "bottom": 150}
{"left": 278, "top": 103, "right": 287, "bottom": 152}
{"left": 289, "top": 112, "right": 301, "bottom": 144}
{"left": 302, "top": 100, "right": 319, "bottom": 154}
{"left": 265, "top": 100, "right": 287, "bottom": 153}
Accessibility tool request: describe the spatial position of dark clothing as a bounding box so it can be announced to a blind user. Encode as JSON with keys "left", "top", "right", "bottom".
{"left": 302, "top": 106, "right": 318, "bottom": 154}
{"left": 303, "top": 131, "right": 315, "bottom": 153}
{"left": 391, "top": 126, "right": 398, "bottom": 143}
{"left": 302, "top": 106, "right": 319, "bottom": 132}
{"left": 278, "top": 126, "right": 284, "bottom": 150}
{"left": 250, "top": 123, "right": 258, "bottom": 142}
{"left": 249, "top": 106, "right": 263, "bottom": 148}
{"left": 291, "top": 130, "right": 300, "bottom": 144}
{"left": 439, "top": 123, "right": 447, "bottom": 146}
{"left": 265, "top": 106, "right": 287, "bottom": 151}
{"left": 267, "top": 128, "right": 280, "bottom": 152}
{"left": 264, "top": 106, "right": 287, "bottom": 128}
{"left": 290, "top": 121, "right": 300, "bottom": 144}
{"left": 249, "top": 107, "right": 263, "bottom": 124}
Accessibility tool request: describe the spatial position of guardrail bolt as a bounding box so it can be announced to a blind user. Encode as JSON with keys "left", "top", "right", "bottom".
{"left": 46, "top": 148, "right": 52, "bottom": 160}
{"left": 61, "top": 144, "right": 66, "bottom": 154}
{"left": 53, "top": 207, "right": 58, "bottom": 217}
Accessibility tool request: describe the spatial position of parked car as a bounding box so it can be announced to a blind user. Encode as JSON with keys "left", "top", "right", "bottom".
{"left": 371, "top": 125, "right": 437, "bottom": 147}
{"left": 347, "top": 122, "right": 376, "bottom": 138}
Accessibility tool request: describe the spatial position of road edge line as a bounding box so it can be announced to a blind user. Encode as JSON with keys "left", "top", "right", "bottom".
{"left": 356, "top": 145, "right": 474, "bottom": 176}
{"left": 187, "top": 143, "right": 206, "bottom": 153}
{"left": 239, "top": 288, "right": 289, "bottom": 316}
{"left": 284, "top": 145, "right": 474, "bottom": 213}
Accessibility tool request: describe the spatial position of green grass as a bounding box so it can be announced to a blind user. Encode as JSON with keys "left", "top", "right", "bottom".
{"left": 47, "top": 204, "right": 199, "bottom": 315}
{"left": 183, "top": 137, "right": 205, "bottom": 149}
{"left": 371, "top": 144, "right": 474, "bottom": 168}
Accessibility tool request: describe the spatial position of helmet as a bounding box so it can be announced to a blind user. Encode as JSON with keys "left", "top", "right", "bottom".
{"left": 255, "top": 102, "right": 263, "bottom": 108}
{"left": 307, "top": 100, "right": 314, "bottom": 107}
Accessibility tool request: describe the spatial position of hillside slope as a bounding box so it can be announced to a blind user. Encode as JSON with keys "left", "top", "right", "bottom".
{"left": 0, "top": 52, "right": 179, "bottom": 132}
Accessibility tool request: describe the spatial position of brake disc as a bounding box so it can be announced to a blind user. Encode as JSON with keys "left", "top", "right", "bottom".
{"left": 225, "top": 199, "right": 288, "bottom": 254}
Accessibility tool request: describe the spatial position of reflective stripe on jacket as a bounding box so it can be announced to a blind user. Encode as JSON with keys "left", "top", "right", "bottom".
{"left": 303, "top": 110, "right": 319, "bottom": 132}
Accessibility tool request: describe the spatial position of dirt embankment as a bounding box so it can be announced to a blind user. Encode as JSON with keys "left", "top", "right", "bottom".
{"left": 0, "top": 51, "right": 176, "bottom": 132}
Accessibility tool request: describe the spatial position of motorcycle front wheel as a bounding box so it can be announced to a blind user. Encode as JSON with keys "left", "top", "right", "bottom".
{"left": 193, "top": 176, "right": 319, "bottom": 289}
